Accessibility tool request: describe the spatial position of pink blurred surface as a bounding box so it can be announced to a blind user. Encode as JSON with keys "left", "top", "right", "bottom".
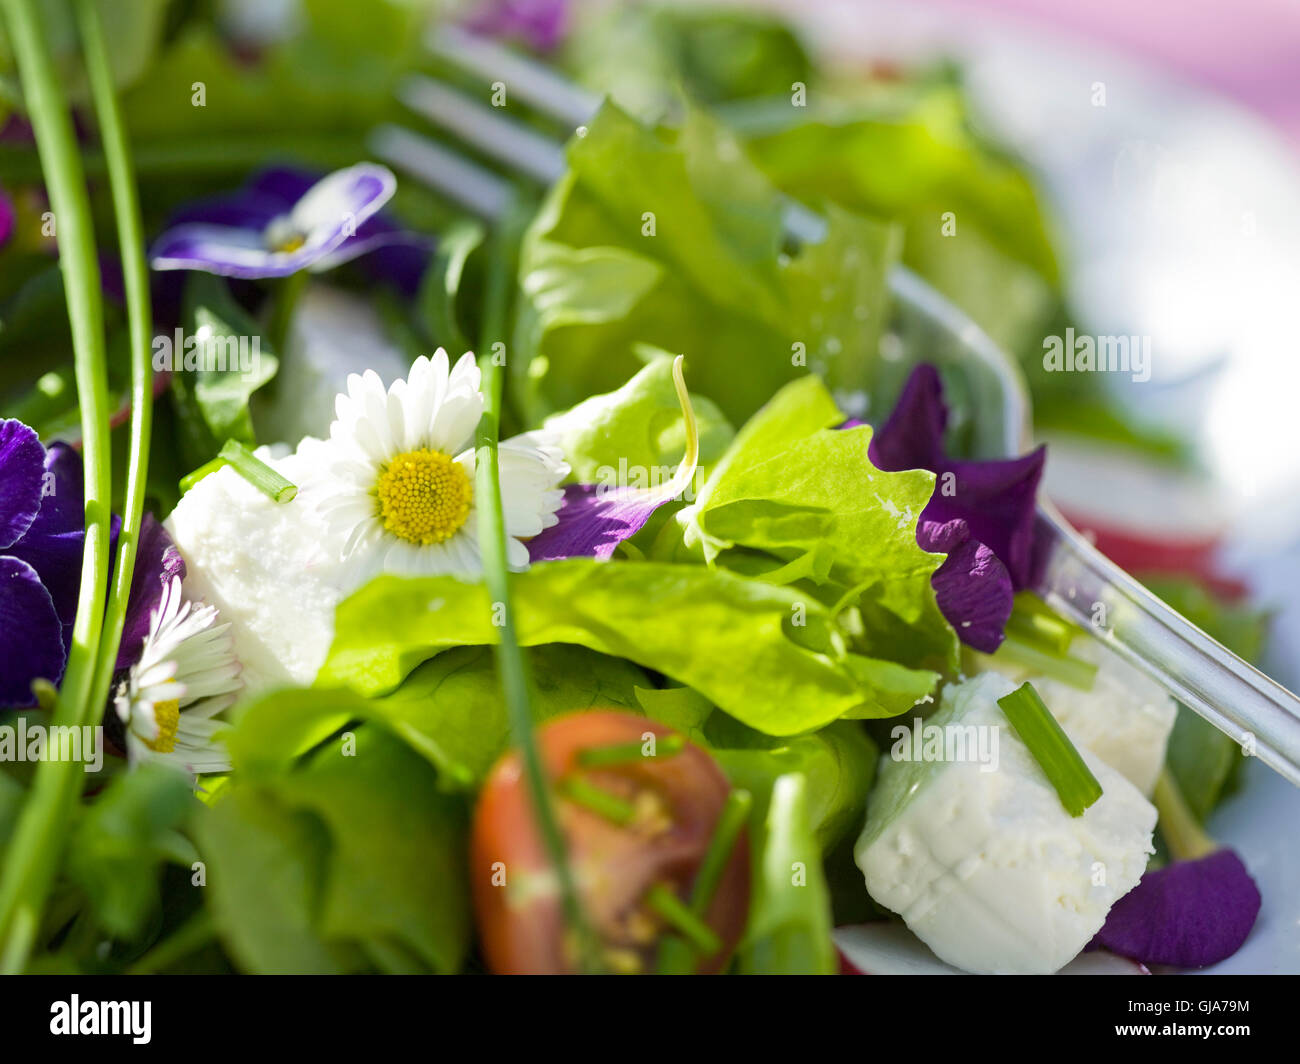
{"left": 940, "top": 0, "right": 1300, "bottom": 143}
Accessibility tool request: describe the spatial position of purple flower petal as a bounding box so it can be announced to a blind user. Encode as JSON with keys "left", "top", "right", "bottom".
{"left": 868, "top": 364, "right": 1046, "bottom": 588}
{"left": 6, "top": 442, "right": 120, "bottom": 627}
{"left": 1092, "top": 850, "right": 1262, "bottom": 968}
{"left": 0, "top": 555, "right": 66, "bottom": 706}
{"left": 149, "top": 163, "right": 397, "bottom": 280}
{"left": 0, "top": 418, "right": 45, "bottom": 550}
{"left": 868, "top": 364, "right": 949, "bottom": 473}
{"left": 464, "top": 0, "right": 569, "bottom": 52}
{"left": 115, "top": 513, "right": 186, "bottom": 670}
{"left": 919, "top": 518, "right": 1014, "bottom": 653}
{"left": 527, "top": 483, "right": 665, "bottom": 562}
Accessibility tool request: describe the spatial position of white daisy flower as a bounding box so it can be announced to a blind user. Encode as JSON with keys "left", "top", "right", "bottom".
{"left": 113, "top": 577, "right": 242, "bottom": 775}
{"left": 304, "top": 348, "right": 568, "bottom": 577}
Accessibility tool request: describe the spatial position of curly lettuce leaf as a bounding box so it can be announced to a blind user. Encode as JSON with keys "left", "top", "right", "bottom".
{"left": 680, "top": 374, "right": 958, "bottom": 671}
{"left": 319, "top": 559, "right": 937, "bottom": 736}
{"left": 513, "top": 100, "right": 899, "bottom": 426}
{"left": 542, "top": 349, "right": 734, "bottom": 484}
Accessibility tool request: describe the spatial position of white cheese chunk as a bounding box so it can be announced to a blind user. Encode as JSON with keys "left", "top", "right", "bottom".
{"left": 164, "top": 441, "right": 350, "bottom": 696}
{"left": 856, "top": 672, "right": 1156, "bottom": 974}
{"left": 985, "top": 633, "right": 1177, "bottom": 795}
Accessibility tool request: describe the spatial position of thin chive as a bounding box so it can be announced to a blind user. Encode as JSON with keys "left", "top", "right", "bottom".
{"left": 218, "top": 440, "right": 298, "bottom": 502}
{"left": 645, "top": 884, "right": 722, "bottom": 956}
{"left": 577, "top": 733, "right": 685, "bottom": 768}
{"left": 179, "top": 455, "right": 228, "bottom": 494}
{"left": 988, "top": 633, "right": 1099, "bottom": 691}
{"left": 78, "top": 0, "right": 157, "bottom": 724}
{"left": 561, "top": 776, "right": 637, "bottom": 826}
{"left": 997, "top": 681, "right": 1103, "bottom": 817}
{"left": 1005, "top": 609, "right": 1074, "bottom": 655}
{"left": 657, "top": 788, "right": 752, "bottom": 973}
{"left": 474, "top": 196, "right": 596, "bottom": 971}
{"left": 0, "top": 0, "right": 114, "bottom": 970}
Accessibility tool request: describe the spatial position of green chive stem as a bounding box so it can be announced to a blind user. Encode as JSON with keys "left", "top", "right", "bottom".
{"left": 986, "top": 633, "right": 1099, "bottom": 691}
{"left": 561, "top": 776, "right": 637, "bottom": 826}
{"left": 179, "top": 455, "right": 228, "bottom": 494}
{"left": 474, "top": 197, "right": 595, "bottom": 971}
{"left": 577, "top": 733, "right": 685, "bottom": 768}
{"left": 997, "top": 681, "right": 1103, "bottom": 817}
{"left": 219, "top": 439, "right": 298, "bottom": 502}
{"left": 645, "top": 884, "right": 722, "bottom": 956}
{"left": 78, "top": 0, "right": 158, "bottom": 738}
{"left": 0, "top": 0, "right": 114, "bottom": 970}
{"left": 656, "top": 788, "right": 751, "bottom": 973}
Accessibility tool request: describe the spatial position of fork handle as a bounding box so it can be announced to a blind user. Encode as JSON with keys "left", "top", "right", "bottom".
{"left": 1033, "top": 503, "right": 1300, "bottom": 788}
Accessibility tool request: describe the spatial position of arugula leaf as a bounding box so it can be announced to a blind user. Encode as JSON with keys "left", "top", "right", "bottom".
{"left": 542, "top": 350, "right": 734, "bottom": 484}
{"left": 513, "top": 100, "right": 899, "bottom": 426}
{"left": 681, "top": 374, "right": 958, "bottom": 671}
{"left": 735, "top": 773, "right": 836, "bottom": 974}
{"left": 320, "top": 559, "right": 936, "bottom": 736}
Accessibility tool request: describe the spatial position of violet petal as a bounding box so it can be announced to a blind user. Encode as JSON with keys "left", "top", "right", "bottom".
{"left": 0, "top": 555, "right": 66, "bottom": 705}
{"left": 1092, "top": 850, "right": 1262, "bottom": 969}
{"left": 115, "top": 513, "right": 186, "bottom": 670}
{"left": 919, "top": 518, "right": 1013, "bottom": 654}
{"left": 6, "top": 442, "right": 119, "bottom": 627}
{"left": 527, "top": 483, "right": 664, "bottom": 562}
{"left": 867, "top": 363, "right": 949, "bottom": 473}
{"left": 0, "top": 418, "right": 45, "bottom": 550}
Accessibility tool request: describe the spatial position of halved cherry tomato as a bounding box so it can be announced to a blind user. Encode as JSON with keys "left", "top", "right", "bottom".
{"left": 471, "top": 710, "right": 749, "bottom": 974}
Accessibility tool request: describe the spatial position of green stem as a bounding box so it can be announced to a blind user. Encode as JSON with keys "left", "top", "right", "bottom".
{"left": 474, "top": 199, "right": 595, "bottom": 972}
{"left": 77, "top": 0, "right": 156, "bottom": 730}
{"left": 1153, "top": 770, "right": 1217, "bottom": 861}
{"left": 0, "top": 0, "right": 113, "bottom": 971}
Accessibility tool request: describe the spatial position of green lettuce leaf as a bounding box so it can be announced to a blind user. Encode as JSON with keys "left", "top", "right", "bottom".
{"left": 513, "top": 100, "right": 900, "bottom": 427}
{"left": 319, "top": 559, "right": 937, "bottom": 736}
{"left": 542, "top": 350, "right": 734, "bottom": 484}
{"left": 679, "top": 374, "right": 958, "bottom": 671}
{"left": 708, "top": 719, "right": 878, "bottom": 852}
{"left": 194, "top": 725, "right": 470, "bottom": 974}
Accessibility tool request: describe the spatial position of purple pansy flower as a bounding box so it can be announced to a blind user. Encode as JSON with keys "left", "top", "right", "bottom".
{"left": 1092, "top": 850, "right": 1262, "bottom": 968}
{"left": 149, "top": 163, "right": 419, "bottom": 282}
{"left": 529, "top": 356, "right": 698, "bottom": 563}
{"left": 863, "top": 365, "right": 1046, "bottom": 652}
{"left": 464, "top": 0, "right": 569, "bottom": 53}
{"left": 0, "top": 418, "right": 184, "bottom": 706}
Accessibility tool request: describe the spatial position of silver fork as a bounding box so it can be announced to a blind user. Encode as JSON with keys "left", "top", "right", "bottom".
{"left": 369, "top": 25, "right": 1300, "bottom": 788}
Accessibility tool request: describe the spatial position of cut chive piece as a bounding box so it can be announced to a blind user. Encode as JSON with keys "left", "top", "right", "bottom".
{"left": 560, "top": 776, "right": 636, "bottom": 826}
{"left": 1005, "top": 609, "right": 1074, "bottom": 656}
{"left": 218, "top": 439, "right": 298, "bottom": 502}
{"left": 577, "top": 733, "right": 685, "bottom": 768}
{"left": 997, "top": 681, "right": 1103, "bottom": 817}
{"left": 987, "top": 633, "right": 1099, "bottom": 691}
{"left": 179, "top": 456, "right": 228, "bottom": 494}
{"left": 657, "top": 788, "right": 752, "bottom": 974}
{"left": 645, "top": 884, "right": 722, "bottom": 956}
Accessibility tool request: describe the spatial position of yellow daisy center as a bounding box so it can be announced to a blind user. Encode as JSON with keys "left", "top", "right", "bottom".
{"left": 144, "top": 699, "right": 180, "bottom": 754}
{"left": 273, "top": 233, "right": 307, "bottom": 253}
{"left": 375, "top": 448, "right": 473, "bottom": 545}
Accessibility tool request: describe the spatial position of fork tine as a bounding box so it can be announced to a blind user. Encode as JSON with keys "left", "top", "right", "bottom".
{"left": 367, "top": 123, "right": 512, "bottom": 219}
{"left": 397, "top": 75, "right": 567, "bottom": 184}
{"left": 425, "top": 24, "right": 600, "bottom": 128}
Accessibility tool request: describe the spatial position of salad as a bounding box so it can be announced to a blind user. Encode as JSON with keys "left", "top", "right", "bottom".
{"left": 0, "top": 0, "right": 1270, "bottom": 978}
